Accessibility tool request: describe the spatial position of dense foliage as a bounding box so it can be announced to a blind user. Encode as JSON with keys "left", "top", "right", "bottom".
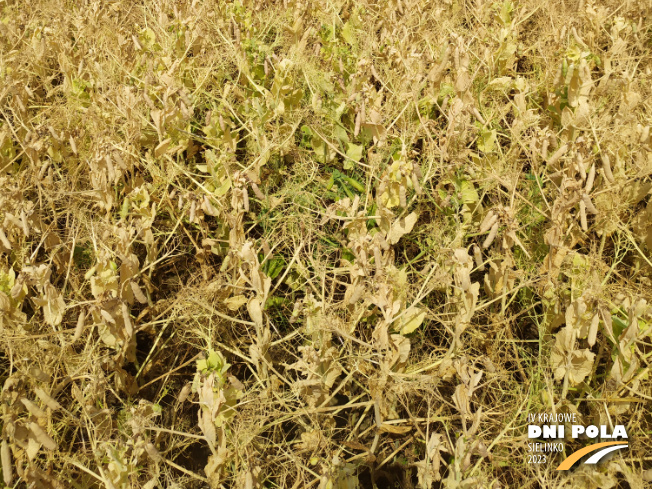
{"left": 1, "top": 0, "right": 651, "bottom": 487}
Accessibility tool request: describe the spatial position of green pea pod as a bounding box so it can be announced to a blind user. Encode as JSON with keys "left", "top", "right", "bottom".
{"left": 326, "top": 175, "right": 335, "bottom": 190}
{"left": 120, "top": 197, "right": 130, "bottom": 220}
{"left": 342, "top": 183, "right": 355, "bottom": 199}
{"left": 343, "top": 176, "right": 365, "bottom": 193}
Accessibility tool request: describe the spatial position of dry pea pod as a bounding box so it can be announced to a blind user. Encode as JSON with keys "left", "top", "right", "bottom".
{"left": 105, "top": 155, "right": 115, "bottom": 180}
{"left": 178, "top": 383, "right": 192, "bottom": 404}
{"left": 48, "top": 125, "right": 61, "bottom": 142}
{"left": 28, "top": 366, "right": 50, "bottom": 383}
{"left": 251, "top": 182, "right": 265, "bottom": 200}
{"left": 130, "top": 282, "right": 148, "bottom": 304}
{"left": 600, "top": 308, "right": 614, "bottom": 340}
{"left": 582, "top": 194, "right": 598, "bottom": 215}
{"left": 641, "top": 125, "right": 650, "bottom": 145}
{"left": 33, "top": 387, "right": 62, "bottom": 411}
{"left": 374, "top": 244, "right": 383, "bottom": 276}
{"left": 72, "top": 310, "right": 85, "bottom": 343}
{"left": 579, "top": 200, "right": 588, "bottom": 231}
{"left": 479, "top": 211, "right": 498, "bottom": 234}
{"left": 100, "top": 308, "right": 116, "bottom": 324}
{"left": 376, "top": 233, "right": 389, "bottom": 251}
{"left": 472, "top": 107, "right": 485, "bottom": 125}
{"left": 0, "top": 228, "right": 11, "bottom": 250}
{"left": 547, "top": 143, "right": 568, "bottom": 166}
{"left": 571, "top": 26, "right": 585, "bottom": 46}
{"left": 38, "top": 161, "right": 50, "bottom": 180}
{"left": 1, "top": 440, "right": 11, "bottom": 486}
{"left": 601, "top": 154, "right": 614, "bottom": 183}
{"left": 21, "top": 398, "right": 47, "bottom": 419}
{"left": 411, "top": 172, "right": 423, "bottom": 195}
{"left": 577, "top": 153, "right": 586, "bottom": 180}
{"left": 122, "top": 303, "right": 133, "bottom": 337}
{"left": 429, "top": 44, "right": 450, "bottom": 83}
{"left": 354, "top": 111, "right": 361, "bottom": 137}
{"left": 399, "top": 185, "right": 407, "bottom": 208}
{"left": 28, "top": 422, "right": 57, "bottom": 451}
{"left": 483, "top": 222, "right": 499, "bottom": 249}
{"left": 541, "top": 139, "right": 549, "bottom": 162}
{"left": 588, "top": 313, "right": 599, "bottom": 347}
{"left": 69, "top": 135, "right": 78, "bottom": 155}
{"left": 472, "top": 244, "right": 484, "bottom": 271}
{"left": 14, "top": 94, "right": 26, "bottom": 113}
{"left": 552, "top": 63, "right": 563, "bottom": 86}
{"left": 189, "top": 200, "right": 196, "bottom": 223}
{"left": 243, "top": 188, "right": 250, "bottom": 212}
{"left": 346, "top": 283, "right": 365, "bottom": 304}
{"left": 145, "top": 443, "right": 162, "bottom": 462}
{"left": 20, "top": 209, "right": 29, "bottom": 237}
{"left": 585, "top": 164, "right": 596, "bottom": 192}
{"left": 219, "top": 254, "right": 231, "bottom": 273}
{"left": 202, "top": 195, "right": 218, "bottom": 216}
{"left": 413, "top": 162, "right": 423, "bottom": 180}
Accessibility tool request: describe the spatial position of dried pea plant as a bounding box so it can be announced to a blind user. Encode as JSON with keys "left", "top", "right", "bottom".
{"left": 0, "top": 0, "right": 651, "bottom": 488}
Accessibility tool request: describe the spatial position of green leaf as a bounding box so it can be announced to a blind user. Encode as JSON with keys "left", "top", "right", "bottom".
{"left": 263, "top": 256, "right": 286, "bottom": 279}
{"left": 458, "top": 180, "right": 479, "bottom": 205}
{"left": 341, "top": 22, "right": 355, "bottom": 45}
{"left": 334, "top": 125, "right": 349, "bottom": 144}
{"left": 196, "top": 359, "right": 208, "bottom": 372}
{"left": 477, "top": 129, "right": 497, "bottom": 153}
{"left": 265, "top": 295, "right": 289, "bottom": 309}
{"left": 499, "top": 0, "right": 513, "bottom": 25}
{"left": 345, "top": 143, "right": 363, "bottom": 162}
{"left": 612, "top": 316, "right": 628, "bottom": 339}
{"left": 215, "top": 178, "right": 232, "bottom": 197}
{"left": 206, "top": 350, "right": 221, "bottom": 370}
{"left": 342, "top": 249, "right": 355, "bottom": 263}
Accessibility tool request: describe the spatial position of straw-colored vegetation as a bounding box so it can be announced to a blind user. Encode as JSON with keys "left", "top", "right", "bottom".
{"left": 1, "top": 0, "right": 651, "bottom": 487}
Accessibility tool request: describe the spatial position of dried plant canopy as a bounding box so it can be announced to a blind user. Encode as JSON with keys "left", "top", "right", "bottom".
{"left": 0, "top": 0, "right": 651, "bottom": 487}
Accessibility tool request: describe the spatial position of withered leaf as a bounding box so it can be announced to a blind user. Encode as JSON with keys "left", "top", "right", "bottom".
{"left": 387, "top": 212, "right": 418, "bottom": 244}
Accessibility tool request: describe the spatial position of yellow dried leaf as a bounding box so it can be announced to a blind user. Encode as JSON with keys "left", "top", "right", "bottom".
{"left": 379, "top": 423, "right": 412, "bottom": 434}
{"left": 388, "top": 212, "right": 418, "bottom": 244}
{"left": 247, "top": 297, "right": 264, "bottom": 328}
{"left": 399, "top": 307, "right": 426, "bottom": 335}
{"left": 154, "top": 138, "right": 172, "bottom": 157}
{"left": 224, "top": 295, "right": 248, "bottom": 311}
